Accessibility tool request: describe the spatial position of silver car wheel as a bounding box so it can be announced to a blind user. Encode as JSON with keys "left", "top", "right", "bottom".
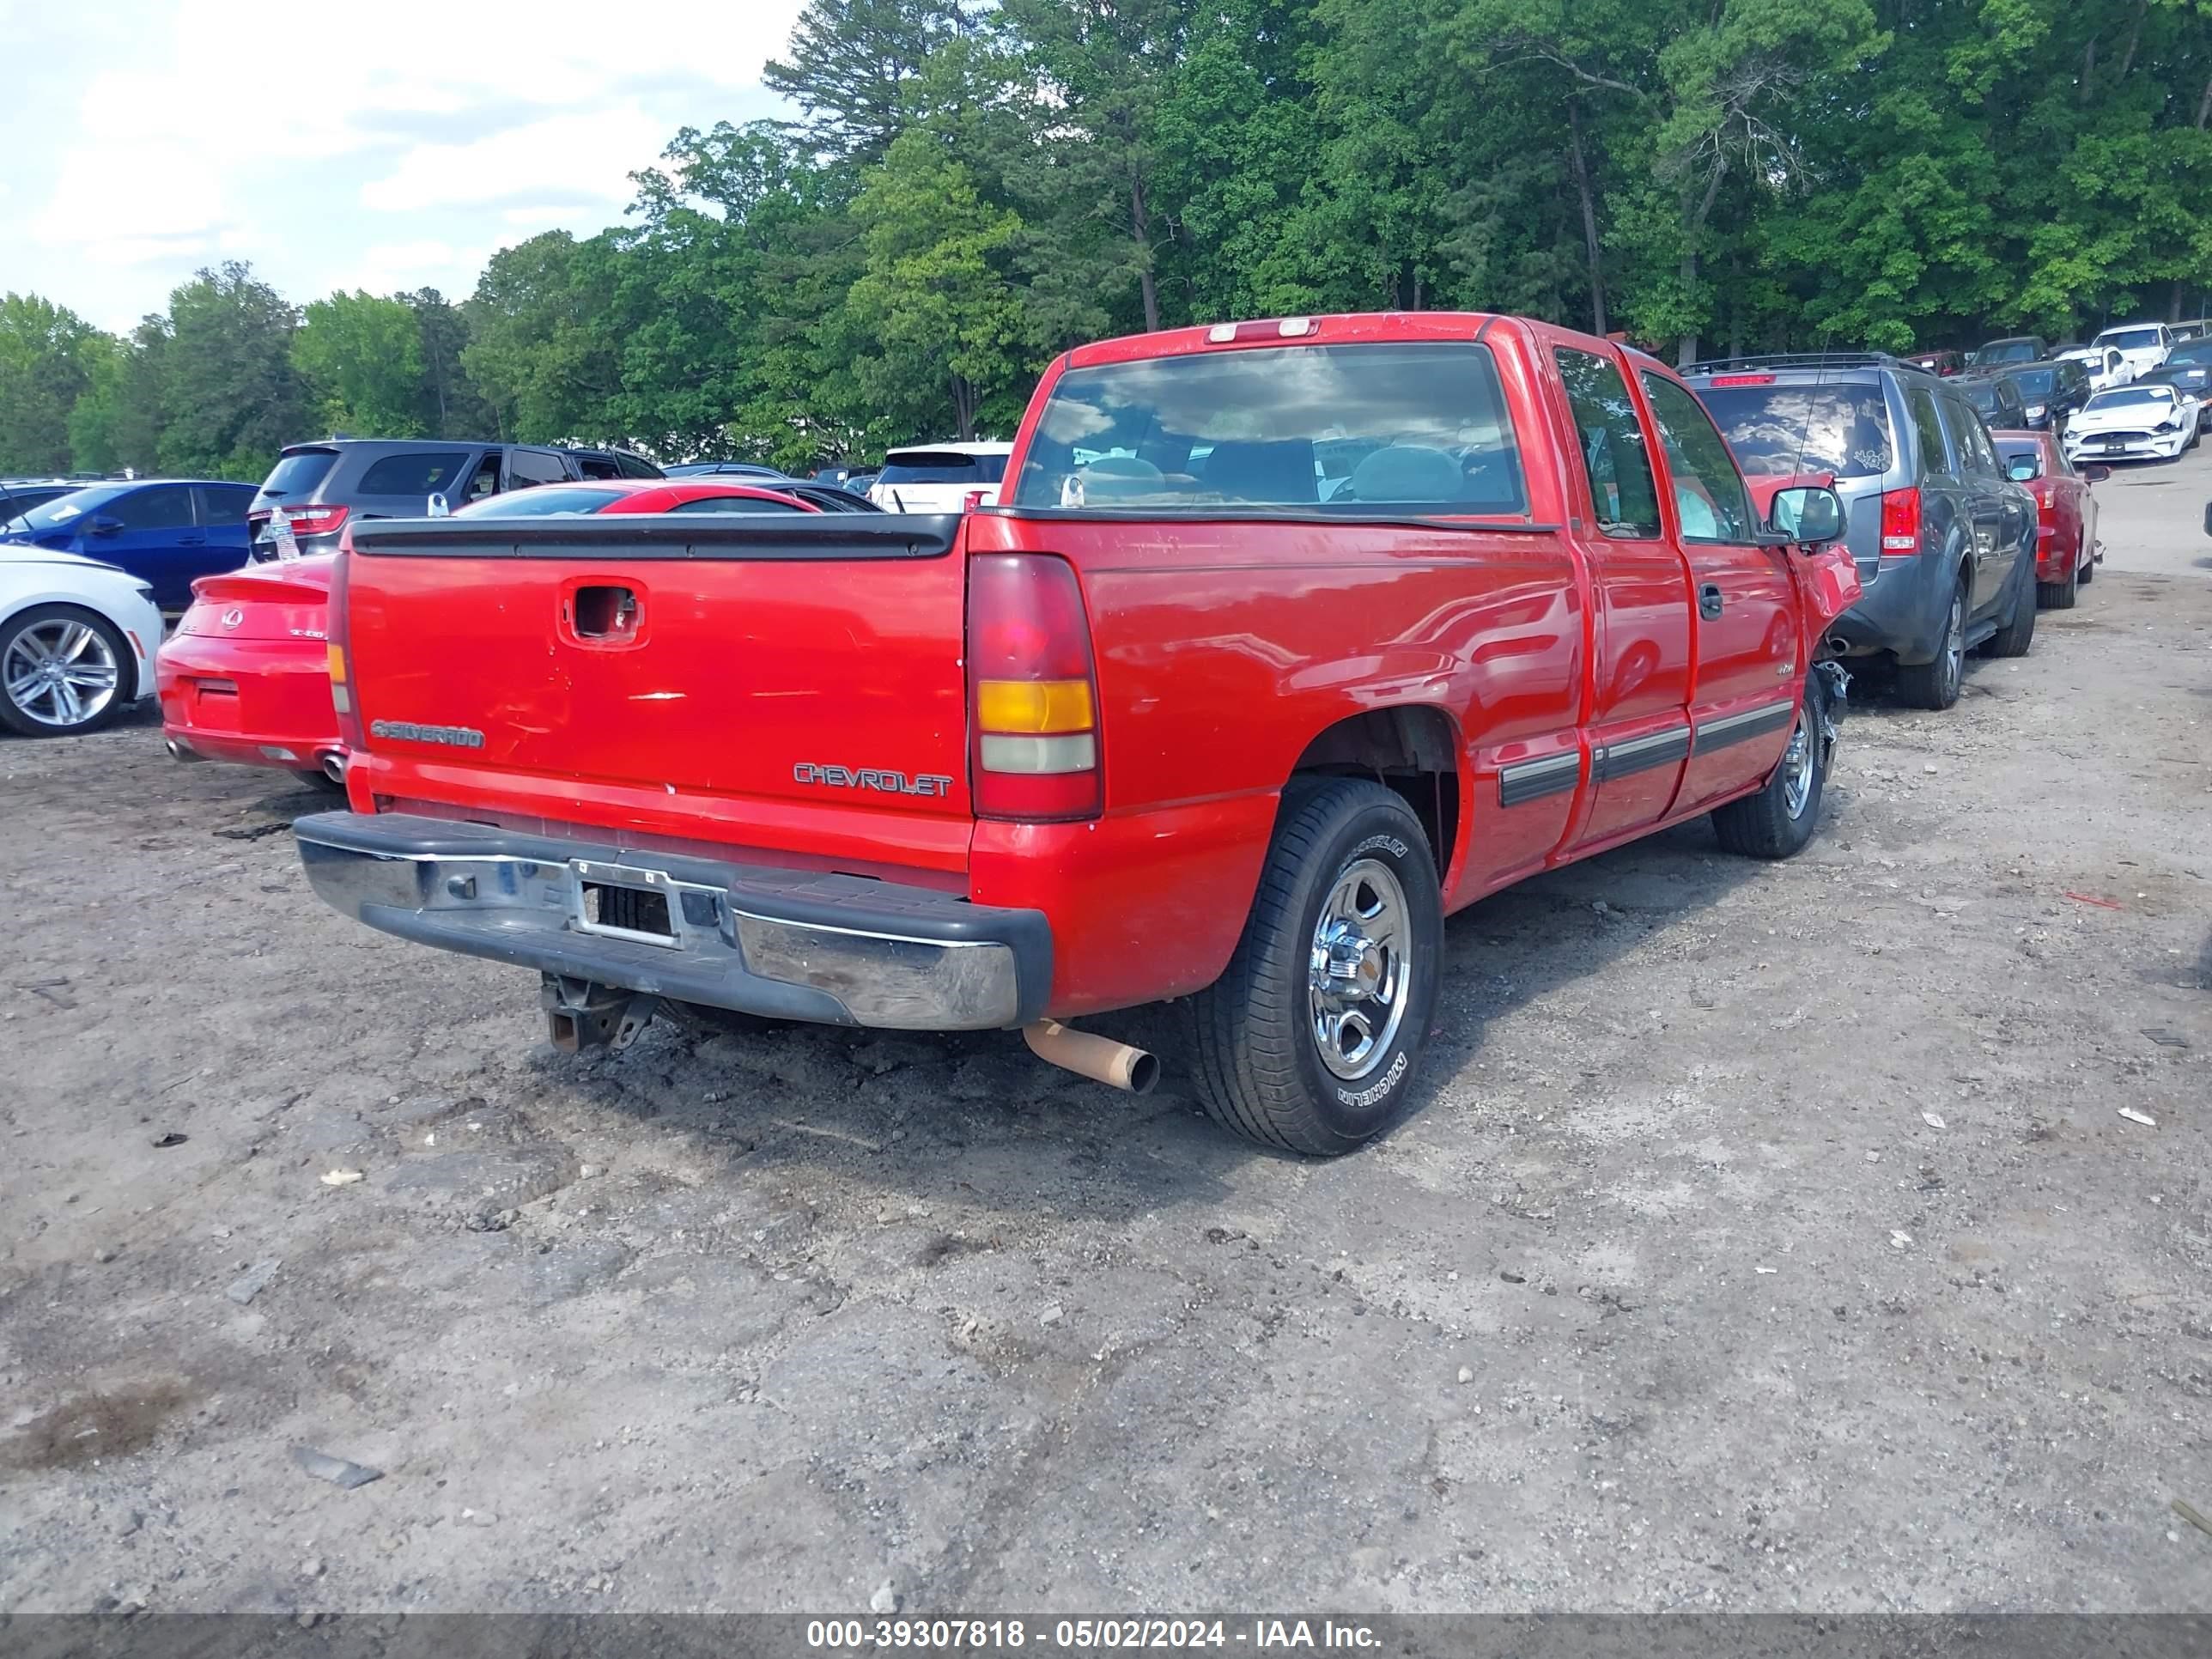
{"left": 3, "top": 618, "right": 120, "bottom": 731}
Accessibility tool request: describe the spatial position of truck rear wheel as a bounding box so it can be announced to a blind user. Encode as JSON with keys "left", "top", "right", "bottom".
{"left": 1187, "top": 779, "right": 1442, "bottom": 1156}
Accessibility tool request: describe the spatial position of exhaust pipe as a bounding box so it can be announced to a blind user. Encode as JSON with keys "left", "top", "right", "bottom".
{"left": 1825, "top": 635, "right": 1850, "bottom": 655}
{"left": 166, "top": 738, "right": 204, "bottom": 763}
{"left": 320, "top": 753, "right": 346, "bottom": 783}
{"left": 1023, "top": 1019, "right": 1159, "bottom": 1095}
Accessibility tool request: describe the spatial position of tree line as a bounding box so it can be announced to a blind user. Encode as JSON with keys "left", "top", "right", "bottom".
{"left": 4, "top": 0, "right": 2210, "bottom": 480}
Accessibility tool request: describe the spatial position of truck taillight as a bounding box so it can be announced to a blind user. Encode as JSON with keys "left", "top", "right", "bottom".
{"left": 1880, "top": 488, "right": 1922, "bottom": 553}
{"left": 967, "top": 553, "right": 1101, "bottom": 821}
{"left": 326, "top": 529, "right": 365, "bottom": 753}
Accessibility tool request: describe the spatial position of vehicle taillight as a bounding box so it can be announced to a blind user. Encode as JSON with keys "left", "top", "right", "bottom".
{"left": 326, "top": 526, "right": 365, "bottom": 755}
{"left": 1880, "top": 488, "right": 1922, "bottom": 554}
{"left": 967, "top": 553, "right": 1101, "bottom": 821}
{"left": 283, "top": 503, "right": 349, "bottom": 537}
{"left": 1709, "top": 374, "right": 1778, "bottom": 386}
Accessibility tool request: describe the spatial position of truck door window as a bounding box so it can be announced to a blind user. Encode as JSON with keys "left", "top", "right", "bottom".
{"left": 1553, "top": 348, "right": 1660, "bottom": 537}
{"left": 1637, "top": 374, "right": 1755, "bottom": 544}
{"left": 465, "top": 454, "right": 501, "bottom": 501}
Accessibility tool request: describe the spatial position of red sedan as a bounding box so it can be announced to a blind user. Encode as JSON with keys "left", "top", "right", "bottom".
{"left": 1993, "top": 429, "right": 2106, "bottom": 610}
{"left": 159, "top": 480, "right": 823, "bottom": 786}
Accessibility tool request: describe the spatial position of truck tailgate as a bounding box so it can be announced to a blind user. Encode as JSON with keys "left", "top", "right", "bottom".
{"left": 342, "top": 514, "right": 974, "bottom": 866}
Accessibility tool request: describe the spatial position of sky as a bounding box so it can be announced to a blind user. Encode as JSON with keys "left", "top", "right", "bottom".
{"left": 0, "top": 0, "right": 806, "bottom": 332}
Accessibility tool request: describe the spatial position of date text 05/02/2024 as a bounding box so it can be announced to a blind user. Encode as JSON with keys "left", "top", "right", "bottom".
{"left": 805, "top": 1619, "right": 1382, "bottom": 1650}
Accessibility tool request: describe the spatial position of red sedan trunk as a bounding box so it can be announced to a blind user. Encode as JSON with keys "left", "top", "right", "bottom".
{"left": 160, "top": 557, "right": 343, "bottom": 784}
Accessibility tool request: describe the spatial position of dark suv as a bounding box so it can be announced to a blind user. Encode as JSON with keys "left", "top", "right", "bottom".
{"left": 1984, "top": 359, "right": 2094, "bottom": 433}
{"left": 1684, "top": 353, "right": 2039, "bottom": 710}
{"left": 248, "top": 440, "right": 662, "bottom": 559}
{"left": 1955, "top": 371, "right": 2027, "bottom": 430}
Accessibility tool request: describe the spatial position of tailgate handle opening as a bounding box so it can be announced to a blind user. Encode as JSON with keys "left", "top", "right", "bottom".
{"left": 570, "top": 585, "right": 640, "bottom": 641}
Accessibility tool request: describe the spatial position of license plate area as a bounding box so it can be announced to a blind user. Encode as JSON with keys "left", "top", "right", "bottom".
{"left": 566, "top": 860, "right": 720, "bottom": 950}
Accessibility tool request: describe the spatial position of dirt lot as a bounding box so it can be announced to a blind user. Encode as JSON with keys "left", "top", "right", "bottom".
{"left": 3, "top": 456, "right": 2209, "bottom": 1618}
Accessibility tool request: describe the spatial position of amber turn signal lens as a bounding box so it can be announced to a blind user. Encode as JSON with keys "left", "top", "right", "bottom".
{"left": 975, "top": 678, "right": 1093, "bottom": 734}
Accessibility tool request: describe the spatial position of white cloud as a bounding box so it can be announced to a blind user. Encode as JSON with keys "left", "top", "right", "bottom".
{"left": 362, "top": 107, "right": 675, "bottom": 212}
{"left": 5, "top": 0, "right": 803, "bottom": 325}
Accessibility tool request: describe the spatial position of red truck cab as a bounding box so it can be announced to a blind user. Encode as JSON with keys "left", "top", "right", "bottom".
{"left": 298, "top": 313, "right": 1856, "bottom": 1154}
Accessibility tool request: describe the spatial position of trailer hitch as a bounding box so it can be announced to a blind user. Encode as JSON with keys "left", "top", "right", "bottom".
{"left": 541, "top": 975, "right": 659, "bottom": 1053}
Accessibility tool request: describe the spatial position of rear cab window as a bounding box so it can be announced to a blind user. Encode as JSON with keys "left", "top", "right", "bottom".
{"left": 356, "top": 451, "right": 473, "bottom": 496}
{"left": 1011, "top": 341, "right": 1528, "bottom": 516}
{"left": 1692, "top": 377, "right": 1894, "bottom": 481}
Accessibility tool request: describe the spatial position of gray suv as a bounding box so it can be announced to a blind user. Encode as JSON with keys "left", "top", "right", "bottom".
{"left": 248, "top": 440, "right": 661, "bottom": 560}
{"left": 1684, "top": 353, "right": 2039, "bottom": 709}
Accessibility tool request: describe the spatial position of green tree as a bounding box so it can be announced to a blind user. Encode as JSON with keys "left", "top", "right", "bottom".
{"left": 0, "top": 293, "right": 108, "bottom": 476}
{"left": 294, "top": 290, "right": 427, "bottom": 437}
{"left": 765, "top": 0, "right": 974, "bottom": 166}
{"left": 67, "top": 321, "right": 164, "bottom": 477}
{"left": 843, "top": 131, "right": 1035, "bottom": 440}
{"left": 462, "top": 232, "right": 622, "bottom": 442}
{"left": 403, "top": 289, "right": 497, "bottom": 438}
{"left": 155, "top": 263, "right": 307, "bottom": 479}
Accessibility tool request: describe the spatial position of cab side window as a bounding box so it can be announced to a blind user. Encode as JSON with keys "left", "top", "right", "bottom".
{"left": 1637, "top": 373, "right": 1756, "bottom": 544}
{"left": 1554, "top": 348, "right": 1661, "bottom": 538}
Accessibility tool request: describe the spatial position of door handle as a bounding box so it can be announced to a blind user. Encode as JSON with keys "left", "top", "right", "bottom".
{"left": 1698, "top": 583, "right": 1724, "bottom": 620}
{"left": 178, "top": 533, "right": 206, "bottom": 545}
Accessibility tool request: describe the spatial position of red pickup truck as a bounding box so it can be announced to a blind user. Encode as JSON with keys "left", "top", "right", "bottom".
{"left": 297, "top": 313, "right": 1858, "bottom": 1155}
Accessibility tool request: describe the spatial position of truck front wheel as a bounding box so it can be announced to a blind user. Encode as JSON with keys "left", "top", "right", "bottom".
{"left": 1187, "top": 779, "right": 1442, "bottom": 1156}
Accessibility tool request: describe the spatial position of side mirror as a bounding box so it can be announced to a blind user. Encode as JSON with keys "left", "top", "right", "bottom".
{"left": 426, "top": 492, "right": 450, "bottom": 519}
{"left": 87, "top": 514, "right": 123, "bottom": 537}
{"left": 1766, "top": 484, "right": 1844, "bottom": 545}
{"left": 2006, "top": 458, "right": 2042, "bottom": 483}
{"left": 2083, "top": 465, "right": 2112, "bottom": 483}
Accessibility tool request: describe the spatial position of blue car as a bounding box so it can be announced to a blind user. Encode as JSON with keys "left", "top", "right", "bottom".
{"left": 2, "top": 479, "right": 257, "bottom": 610}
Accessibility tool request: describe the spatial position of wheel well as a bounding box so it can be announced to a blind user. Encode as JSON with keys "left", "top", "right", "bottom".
{"left": 1288, "top": 707, "right": 1460, "bottom": 878}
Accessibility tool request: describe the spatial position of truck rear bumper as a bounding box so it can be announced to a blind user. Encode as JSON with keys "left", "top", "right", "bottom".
{"left": 295, "top": 811, "right": 1051, "bottom": 1030}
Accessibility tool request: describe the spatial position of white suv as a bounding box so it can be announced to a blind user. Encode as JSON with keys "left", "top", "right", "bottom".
{"left": 867, "top": 443, "right": 1014, "bottom": 514}
{"left": 2089, "top": 321, "right": 2174, "bottom": 382}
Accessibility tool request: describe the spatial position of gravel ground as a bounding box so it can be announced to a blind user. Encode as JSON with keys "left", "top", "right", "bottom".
{"left": 3, "top": 453, "right": 2209, "bottom": 1618}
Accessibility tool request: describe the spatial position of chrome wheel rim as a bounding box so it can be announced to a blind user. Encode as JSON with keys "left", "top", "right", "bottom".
{"left": 1308, "top": 857, "right": 1413, "bottom": 1082}
{"left": 4, "top": 619, "right": 119, "bottom": 730}
{"left": 1779, "top": 708, "right": 1815, "bottom": 819}
{"left": 1941, "top": 590, "right": 1964, "bottom": 697}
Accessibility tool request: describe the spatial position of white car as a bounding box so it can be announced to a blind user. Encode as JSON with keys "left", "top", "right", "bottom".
{"left": 867, "top": 442, "right": 1015, "bottom": 513}
{"left": 2057, "top": 343, "right": 2133, "bottom": 392}
{"left": 2060, "top": 382, "right": 2203, "bottom": 465}
{"left": 2089, "top": 320, "right": 2173, "bottom": 381}
{"left": 0, "top": 545, "right": 164, "bottom": 737}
